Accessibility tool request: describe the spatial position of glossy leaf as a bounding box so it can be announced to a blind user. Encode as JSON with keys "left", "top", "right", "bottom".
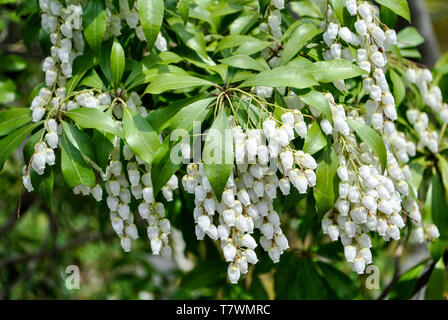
{"left": 60, "top": 133, "right": 96, "bottom": 188}
{"left": 347, "top": 118, "right": 387, "bottom": 173}
{"left": 279, "top": 23, "right": 321, "bottom": 66}
{"left": 151, "top": 138, "right": 182, "bottom": 196}
{"left": 177, "top": 0, "right": 190, "bottom": 24}
{"left": 431, "top": 173, "right": 448, "bottom": 239}
{"left": 298, "top": 90, "right": 332, "bottom": 122}
{"left": 66, "top": 52, "right": 96, "bottom": 95}
{"left": 303, "top": 122, "right": 327, "bottom": 155}
{"left": 0, "top": 108, "right": 32, "bottom": 136}
{"left": 92, "top": 130, "right": 113, "bottom": 171}
{"left": 147, "top": 95, "right": 208, "bottom": 132}
{"left": 144, "top": 74, "right": 216, "bottom": 94}
{"left": 220, "top": 55, "right": 268, "bottom": 72}
{"left": 376, "top": 0, "right": 410, "bottom": 23}
{"left": 390, "top": 69, "right": 405, "bottom": 106}
{"left": 203, "top": 108, "right": 234, "bottom": 201}
{"left": 0, "top": 121, "right": 43, "bottom": 171}
{"left": 30, "top": 166, "right": 54, "bottom": 212}
{"left": 61, "top": 120, "right": 97, "bottom": 163}
{"left": 82, "top": 0, "right": 107, "bottom": 53}
{"left": 122, "top": 107, "right": 161, "bottom": 165}
{"left": 305, "top": 59, "right": 367, "bottom": 83}
{"left": 137, "top": 0, "right": 164, "bottom": 50}
{"left": 110, "top": 39, "right": 125, "bottom": 88}
{"left": 65, "top": 108, "right": 122, "bottom": 137}
{"left": 397, "top": 27, "right": 424, "bottom": 48}
{"left": 241, "top": 65, "right": 318, "bottom": 89}
{"left": 314, "top": 144, "right": 339, "bottom": 215}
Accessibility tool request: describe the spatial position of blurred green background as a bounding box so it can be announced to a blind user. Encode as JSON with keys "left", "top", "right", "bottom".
{"left": 0, "top": 0, "right": 447, "bottom": 300}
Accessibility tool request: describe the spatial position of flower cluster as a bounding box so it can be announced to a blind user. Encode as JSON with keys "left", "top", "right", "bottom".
{"left": 24, "top": 0, "right": 84, "bottom": 188}
{"left": 105, "top": 0, "right": 167, "bottom": 51}
{"left": 182, "top": 106, "right": 317, "bottom": 283}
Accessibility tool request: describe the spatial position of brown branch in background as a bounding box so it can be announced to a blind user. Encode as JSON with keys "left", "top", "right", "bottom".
{"left": 378, "top": 255, "right": 400, "bottom": 300}
{"left": 0, "top": 195, "right": 34, "bottom": 239}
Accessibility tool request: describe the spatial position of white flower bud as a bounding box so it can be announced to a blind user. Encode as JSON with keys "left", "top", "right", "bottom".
{"left": 344, "top": 245, "right": 357, "bottom": 262}
{"left": 120, "top": 237, "right": 131, "bottom": 252}
{"left": 227, "top": 264, "right": 241, "bottom": 283}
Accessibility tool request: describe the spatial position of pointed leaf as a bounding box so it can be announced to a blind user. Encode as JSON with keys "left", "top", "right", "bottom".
{"left": 314, "top": 144, "right": 339, "bottom": 215}
{"left": 303, "top": 122, "right": 327, "bottom": 155}
{"left": 376, "top": 0, "right": 410, "bottom": 23}
{"left": 144, "top": 74, "right": 216, "bottom": 94}
{"left": 122, "top": 107, "right": 161, "bottom": 165}
{"left": 240, "top": 65, "right": 318, "bottom": 89}
{"left": 61, "top": 133, "right": 96, "bottom": 188}
{"left": 279, "top": 23, "right": 321, "bottom": 66}
{"left": 0, "top": 121, "right": 43, "bottom": 171}
{"left": 30, "top": 167, "right": 54, "bottom": 212}
{"left": 110, "top": 39, "right": 125, "bottom": 88}
{"left": 66, "top": 108, "right": 122, "bottom": 137}
{"left": 82, "top": 0, "right": 107, "bottom": 52}
{"left": 137, "top": 0, "right": 164, "bottom": 50}
{"left": 0, "top": 108, "right": 32, "bottom": 136}
{"left": 347, "top": 118, "right": 387, "bottom": 173}
{"left": 203, "top": 108, "right": 234, "bottom": 201}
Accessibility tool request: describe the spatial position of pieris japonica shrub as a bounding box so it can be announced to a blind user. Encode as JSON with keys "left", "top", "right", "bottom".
{"left": 1, "top": 0, "right": 447, "bottom": 288}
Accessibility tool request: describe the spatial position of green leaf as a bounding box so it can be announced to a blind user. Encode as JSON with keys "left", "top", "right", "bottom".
{"left": 144, "top": 74, "right": 216, "bottom": 94}
{"left": 305, "top": 59, "right": 367, "bottom": 83}
{"left": 203, "top": 108, "right": 234, "bottom": 201}
{"left": 279, "top": 23, "right": 321, "bottom": 66}
{"left": 0, "top": 108, "right": 32, "bottom": 136}
{"left": 177, "top": 0, "right": 190, "bottom": 24}
{"left": 66, "top": 52, "right": 96, "bottom": 95}
{"left": 167, "top": 16, "right": 213, "bottom": 65}
{"left": 298, "top": 90, "right": 333, "bottom": 121}
{"left": 30, "top": 167, "right": 54, "bottom": 212}
{"left": 314, "top": 144, "right": 339, "bottom": 215}
{"left": 110, "top": 39, "right": 125, "bottom": 88}
{"left": 61, "top": 120, "right": 97, "bottom": 163}
{"left": 0, "top": 121, "right": 43, "bottom": 171}
{"left": 137, "top": 0, "right": 164, "bottom": 50}
{"left": 229, "top": 11, "right": 258, "bottom": 35}
{"left": 82, "top": 0, "right": 107, "bottom": 53}
{"left": 0, "top": 54, "right": 27, "bottom": 72}
{"left": 80, "top": 69, "right": 107, "bottom": 91}
{"left": 425, "top": 258, "right": 448, "bottom": 300}
{"left": 318, "top": 262, "right": 358, "bottom": 299}
{"left": 122, "top": 107, "right": 161, "bottom": 165}
{"left": 389, "top": 264, "right": 425, "bottom": 300}
{"left": 240, "top": 64, "right": 318, "bottom": 89}
{"left": 397, "top": 27, "right": 424, "bottom": 48}
{"left": 303, "top": 122, "right": 327, "bottom": 155}
{"left": 220, "top": 55, "right": 268, "bottom": 72}
{"left": 0, "top": 78, "right": 17, "bottom": 104}
{"left": 151, "top": 138, "right": 182, "bottom": 196}
{"left": 329, "top": 0, "right": 345, "bottom": 25}
{"left": 296, "top": 260, "right": 328, "bottom": 299}
{"left": 147, "top": 95, "right": 207, "bottom": 132}
{"left": 92, "top": 130, "right": 113, "bottom": 171}
{"left": 375, "top": 0, "right": 411, "bottom": 23}
{"left": 437, "top": 154, "right": 448, "bottom": 200}
{"left": 66, "top": 108, "right": 122, "bottom": 137}
{"left": 169, "top": 97, "right": 215, "bottom": 132}
{"left": 216, "top": 35, "right": 271, "bottom": 55}
{"left": 347, "top": 118, "right": 387, "bottom": 173}
{"left": 431, "top": 173, "right": 448, "bottom": 239}
{"left": 60, "top": 133, "right": 96, "bottom": 188}
{"left": 390, "top": 69, "right": 405, "bottom": 106}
